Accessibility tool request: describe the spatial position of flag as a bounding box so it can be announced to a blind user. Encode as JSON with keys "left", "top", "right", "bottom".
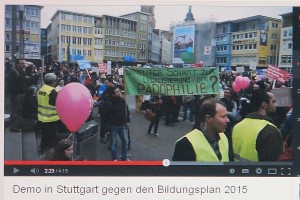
{"left": 266, "top": 65, "right": 289, "bottom": 80}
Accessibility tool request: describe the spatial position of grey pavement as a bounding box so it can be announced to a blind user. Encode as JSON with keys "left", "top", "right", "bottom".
{"left": 4, "top": 95, "right": 194, "bottom": 161}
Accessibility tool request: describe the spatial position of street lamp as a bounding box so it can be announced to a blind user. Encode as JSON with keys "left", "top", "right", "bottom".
{"left": 19, "top": 9, "right": 24, "bottom": 59}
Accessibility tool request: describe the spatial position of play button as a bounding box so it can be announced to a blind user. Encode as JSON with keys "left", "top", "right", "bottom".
{"left": 13, "top": 167, "right": 20, "bottom": 174}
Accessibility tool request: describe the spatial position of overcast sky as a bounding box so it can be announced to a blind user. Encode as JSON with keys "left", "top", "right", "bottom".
{"left": 40, "top": 5, "right": 292, "bottom": 30}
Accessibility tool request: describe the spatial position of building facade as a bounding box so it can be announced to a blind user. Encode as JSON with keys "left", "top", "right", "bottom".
{"left": 279, "top": 12, "right": 293, "bottom": 73}
{"left": 5, "top": 5, "right": 43, "bottom": 65}
{"left": 229, "top": 15, "right": 282, "bottom": 70}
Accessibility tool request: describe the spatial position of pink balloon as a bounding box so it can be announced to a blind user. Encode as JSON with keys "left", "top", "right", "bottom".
{"left": 235, "top": 76, "right": 244, "bottom": 86}
{"left": 240, "top": 77, "right": 250, "bottom": 89}
{"left": 56, "top": 83, "right": 93, "bottom": 132}
{"left": 232, "top": 82, "right": 241, "bottom": 93}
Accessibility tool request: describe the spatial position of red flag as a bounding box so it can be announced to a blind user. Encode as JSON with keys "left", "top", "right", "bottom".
{"left": 266, "top": 65, "right": 288, "bottom": 80}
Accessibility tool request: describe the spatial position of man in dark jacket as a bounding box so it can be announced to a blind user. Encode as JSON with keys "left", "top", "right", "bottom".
{"left": 6, "top": 59, "right": 27, "bottom": 132}
{"left": 104, "top": 86, "right": 130, "bottom": 161}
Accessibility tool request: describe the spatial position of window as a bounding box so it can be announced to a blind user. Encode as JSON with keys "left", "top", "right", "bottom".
{"left": 244, "top": 33, "right": 248, "bottom": 38}
{"left": 272, "top": 22, "right": 279, "bottom": 28}
{"left": 5, "top": 45, "right": 10, "bottom": 52}
{"left": 232, "top": 35, "right": 235, "bottom": 40}
{"left": 281, "top": 55, "right": 292, "bottom": 64}
{"left": 253, "top": 44, "right": 257, "bottom": 49}
{"left": 5, "top": 33, "right": 10, "bottom": 40}
{"left": 288, "top": 43, "right": 292, "bottom": 49}
{"left": 31, "top": 9, "right": 37, "bottom": 16}
{"left": 283, "top": 30, "right": 287, "bottom": 37}
{"left": 5, "top": 18, "right": 10, "bottom": 26}
{"left": 222, "top": 27, "right": 227, "bottom": 33}
{"left": 271, "top": 34, "right": 278, "bottom": 40}
{"left": 270, "top": 45, "right": 277, "bottom": 51}
{"left": 232, "top": 46, "right": 236, "bottom": 50}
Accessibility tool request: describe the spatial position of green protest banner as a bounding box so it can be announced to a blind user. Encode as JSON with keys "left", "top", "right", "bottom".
{"left": 124, "top": 67, "right": 220, "bottom": 96}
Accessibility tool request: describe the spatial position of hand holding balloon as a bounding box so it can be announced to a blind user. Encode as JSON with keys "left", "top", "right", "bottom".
{"left": 56, "top": 83, "right": 93, "bottom": 132}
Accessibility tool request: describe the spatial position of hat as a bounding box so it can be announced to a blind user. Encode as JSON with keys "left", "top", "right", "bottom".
{"left": 44, "top": 73, "right": 57, "bottom": 85}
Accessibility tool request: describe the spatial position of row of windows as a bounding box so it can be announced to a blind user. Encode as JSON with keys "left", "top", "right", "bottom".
{"left": 283, "top": 30, "right": 293, "bottom": 37}
{"left": 61, "top": 24, "right": 93, "bottom": 34}
{"left": 232, "top": 44, "right": 257, "bottom": 50}
{"left": 216, "top": 56, "right": 227, "bottom": 64}
{"left": 5, "top": 18, "right": 40, "bottom": 29}
{"left": 24, "top": 8, "right": 38, "bottom": 17}
{"left": 62, "top": 14, "right": 93, "bottom": 24}
{"left": 105, "top": 29, "right": 120, "bottom": 36}
{"left": 121, "top": 31, "right": 137, "bottom": 39}
{"left": 281, "top": 55, "right": 292, "bottom": 64}
{"left": 60, "top": 36, "right": 92, "bottom": 45}
{"left": 232, "top": 32, "right": 257, "bottom": 40}
{"left": 65, "top": 48, "right": 92, "bottom": 56}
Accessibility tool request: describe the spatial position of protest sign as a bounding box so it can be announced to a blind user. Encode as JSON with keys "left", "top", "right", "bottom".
{"left": 124, "top": 67, "right": 220, "bottom": 96}
{"left": 272, "top": 87, "right": 292, "bottom": 107}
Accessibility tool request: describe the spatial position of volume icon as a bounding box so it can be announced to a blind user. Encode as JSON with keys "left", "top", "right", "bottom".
{"left": 30, "top": 168, "right": 39, "bottom": 174}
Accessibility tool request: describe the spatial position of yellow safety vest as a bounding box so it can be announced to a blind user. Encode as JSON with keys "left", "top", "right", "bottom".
{"left": 38, "top": 84, "right": 59, "bottom": 122}
{"left": 176, "top": 129, "right": 229, "bottom": 162}
{"left": 232, "top": 118, "right": 279, "bottom": 162}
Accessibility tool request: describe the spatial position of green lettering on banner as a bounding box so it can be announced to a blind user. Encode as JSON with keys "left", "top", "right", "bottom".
{"left": 124, "top": 67, "right": 220, "bottom": 96}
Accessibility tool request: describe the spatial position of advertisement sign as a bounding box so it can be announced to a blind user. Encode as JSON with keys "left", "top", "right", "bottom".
{"left": 272, "top": 87, "right": 292, "bottom": 107}
{"left": 173, "top": 25, "right": 195, "bottom": 64}
{"left": 24, "top": 45, "right": 39, "bottom": 56}
{"left": 260, "top": 30, "right": 268, "bottom": 46}
{"left": 125, "top": 67, "right": 219, "bottom": 95}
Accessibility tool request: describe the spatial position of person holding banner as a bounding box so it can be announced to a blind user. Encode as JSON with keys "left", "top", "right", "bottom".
{"left": 172, "top": 98, "right": 230, "bottom": 162}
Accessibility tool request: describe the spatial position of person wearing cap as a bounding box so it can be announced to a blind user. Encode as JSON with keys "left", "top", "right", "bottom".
{"left": 37, "top": 73, "right": 60, "bottom": 153}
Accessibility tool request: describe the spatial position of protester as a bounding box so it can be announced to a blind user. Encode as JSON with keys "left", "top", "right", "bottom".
{"left": 37, "top": 73, "right": 61, "bottom": 153}
{"left": 146, "top": 95, "right": 163, "bottom": 136}
{"left": 49, "top": 137, "right": 74, "bottom": 161}
{"left": 6, "top": 59, "right": 27, "bottom": 132}
{"left": 55, "top": 78, "right": 65, "bottom": 92}
{"left": 232, "top": 90, "right": 284, "bottom": 162}
{"left": 172, "top": 97, "right": 230, "bottom": 162}
{"left": 182, "top": 95, "right": 195, "bottom": 122}
{"left": 220, "top": 87, "right": 237, "bottom": 161}
{"left": 103, "top": 86, "right": 130, "bottom": 161}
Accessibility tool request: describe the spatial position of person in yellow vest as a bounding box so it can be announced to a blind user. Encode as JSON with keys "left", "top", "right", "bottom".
{"left": 172, "top": 98, "right": 230, "bottom": 162}
{"left": 232, "top": 90, "right": 283, "bottom": 162}
{"left": 38, "top": 73, "right": 60, "bottom": 154}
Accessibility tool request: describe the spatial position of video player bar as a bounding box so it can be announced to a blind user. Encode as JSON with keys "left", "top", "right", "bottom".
{"left": 4, "top": 160, "right": 293, "bottom": 177}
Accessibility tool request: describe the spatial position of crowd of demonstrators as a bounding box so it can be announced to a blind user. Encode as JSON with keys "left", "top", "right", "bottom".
{"left": 5, "top": 58, "right": 292, "bottom": 162}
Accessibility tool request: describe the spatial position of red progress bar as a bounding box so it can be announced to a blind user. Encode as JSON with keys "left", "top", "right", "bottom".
{"left": 4, "top": 160, "right": 163, "bottom": 166}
